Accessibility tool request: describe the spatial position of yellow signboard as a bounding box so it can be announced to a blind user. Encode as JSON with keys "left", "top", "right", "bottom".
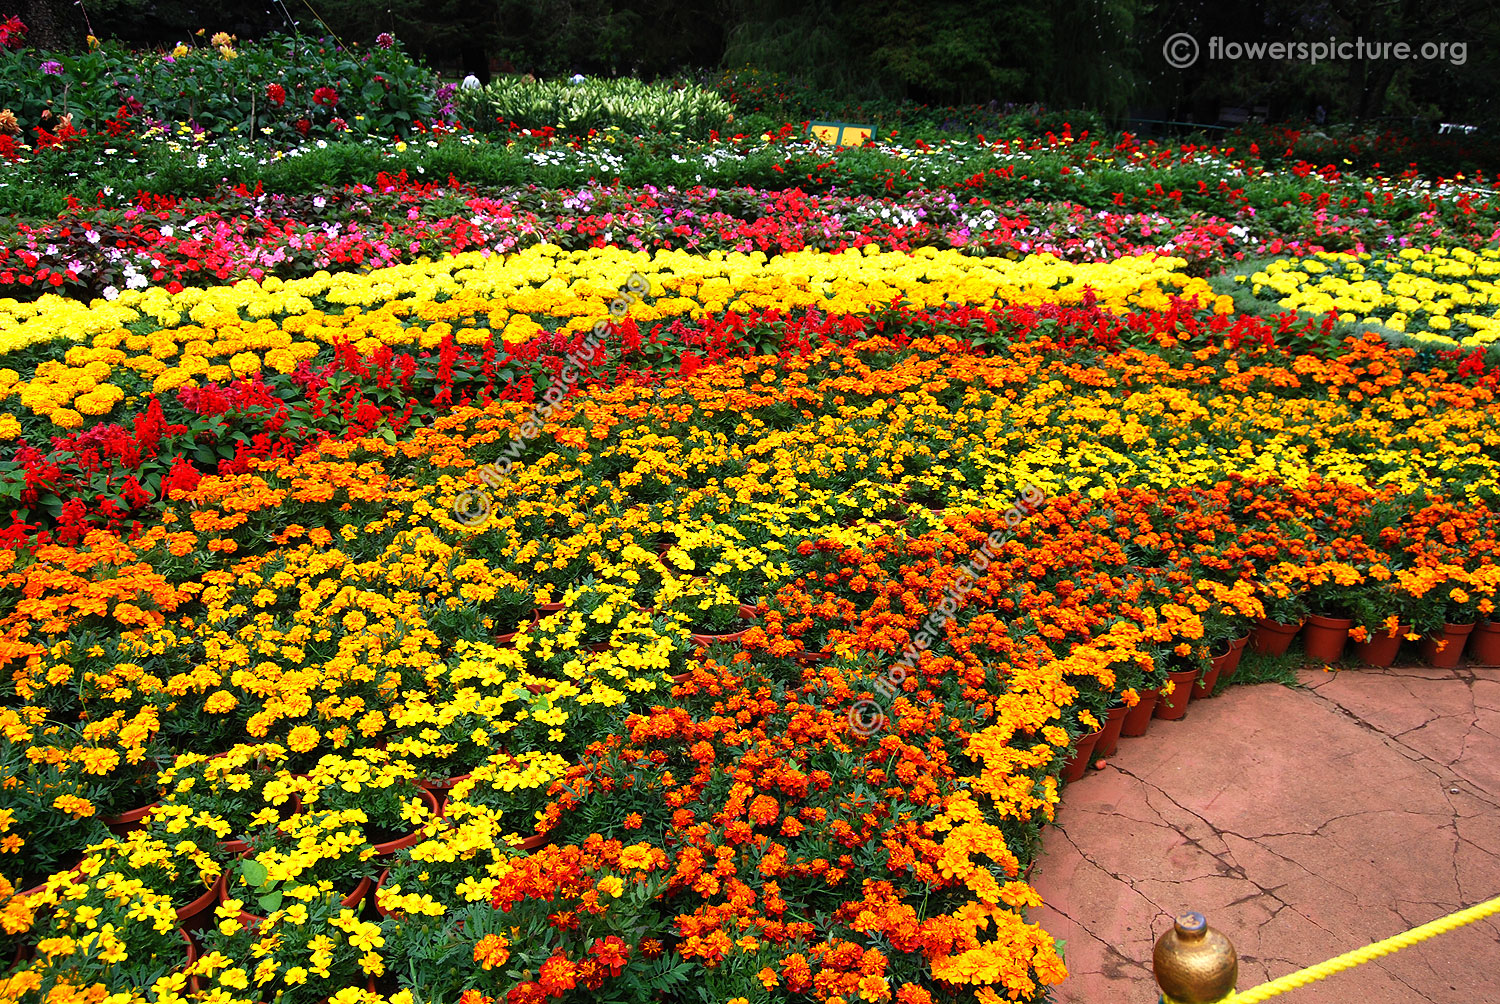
{"left": 809, "top": 121, "right": 874, "bottom": 147}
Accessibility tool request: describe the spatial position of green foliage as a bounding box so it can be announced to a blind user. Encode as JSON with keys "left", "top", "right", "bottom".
{"left": 701, "top": 64, "right": 1109, "bottom": 140}
{"left": 0, "top": 32, "right": 437, "bottom": 141}
{"left": 720, "top": 0, "right": 1136, "bottom": 111}
{"left": 455, "top": 75, "right": 732, "bottom": 137}
{"left": 1223, "top": 650, "right": 1302, "bottom": 689}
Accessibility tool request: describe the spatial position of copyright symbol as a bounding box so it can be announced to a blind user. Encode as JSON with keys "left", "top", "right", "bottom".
{"left": 452, "top": 488, "right": 493, "bottom": 527}
{"left": 1163, "top": 32, "right": 1199, "bottom": 69}
{"left": 847, "top": 699, "right": 886, "bottom": 737}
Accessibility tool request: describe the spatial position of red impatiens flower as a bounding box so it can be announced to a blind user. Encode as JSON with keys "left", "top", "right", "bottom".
{"left": 266, "top": 82, "right": 286, "bottom": 106}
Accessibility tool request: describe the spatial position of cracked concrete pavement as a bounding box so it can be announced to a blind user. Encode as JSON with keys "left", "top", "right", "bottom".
{"left": 1028, "top": 666, "right": 1500, "bottom": 1003}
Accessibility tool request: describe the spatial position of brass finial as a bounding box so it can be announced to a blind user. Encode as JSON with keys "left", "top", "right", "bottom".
{"left": 1153, "top": 910, "right": 1238, "bottom": 1003}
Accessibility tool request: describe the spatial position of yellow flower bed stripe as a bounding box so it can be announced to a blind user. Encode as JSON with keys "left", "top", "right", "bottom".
{"left": 1239, "top": 246, "right": 1500, "bottom": 348}
{"left": 0, "top": 247, "right": 1220, "bottom": 427}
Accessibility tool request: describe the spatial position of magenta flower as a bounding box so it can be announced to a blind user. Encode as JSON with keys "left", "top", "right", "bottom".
{"left": 376, "top": 32, "right": 395, "bottom": 49}
{"left": 40, "top": 60, "right": 63, "bottom": 75}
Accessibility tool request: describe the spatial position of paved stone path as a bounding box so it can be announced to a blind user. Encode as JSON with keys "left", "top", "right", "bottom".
{"left": 1029, "top": 666, "right": 1500, "bottom": 1004}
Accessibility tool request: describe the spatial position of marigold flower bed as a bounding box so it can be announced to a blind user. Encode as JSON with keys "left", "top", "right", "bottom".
{"left": 0, "top": 246, "right": 1224, "bottom": 542}
{"left": 1, "top": 296, "right": 1499, "bottom": 1002}
{"left": 1240, "top": 246, "right": 1500, "bottom": 348}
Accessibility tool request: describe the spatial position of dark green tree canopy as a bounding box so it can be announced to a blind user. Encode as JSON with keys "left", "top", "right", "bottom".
{"left": 5, "top": 0, "right": 1493, "bottom": 127}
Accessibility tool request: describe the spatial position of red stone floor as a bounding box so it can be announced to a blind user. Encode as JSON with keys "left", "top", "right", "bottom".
{"left": 1029, "top": 666, "right": 1500, "bottom": 1003}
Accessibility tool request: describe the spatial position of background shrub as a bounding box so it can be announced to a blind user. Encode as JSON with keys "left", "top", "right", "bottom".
{"left": 0, "top": 32, "right": 438, "bottom": 142}
{"left": 454, "top": 75, "right": 732, "bottom": 137}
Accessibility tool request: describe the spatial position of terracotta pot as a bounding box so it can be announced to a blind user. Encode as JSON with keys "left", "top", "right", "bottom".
{"left": 842, "top": 498, "right": 907, "bottom": 526}
{"left": 1191, "top": 659, "right": 1223, "bottom": 701}
{"left": 1119, "top": 688, "right": 1160, "bottom": 737}
{"left": 1217, "top": 633, "right": 1250, "bottom": 682}
{"left": 1420, "top": 622, "right": 1475, "bottom": 668}
{"left": 1469, "top": 620, "right": 1500, "bottom": 667}
{"left": 517, "top": 831, "right": 548, "bottom": 852}
{"left": 584, "top": 640, "right": 614, "bottom": 652}
{"left": 371, "top": 788, "right": 442, "bottom": 856}
{"left": 536, "top": 602, "right": 565, "bottom": 614}
{"left": 1250, "top": 618, "right": 1302, "bottom": 656}
{"left": 373, "top": 868, "right": 395, "bottom": 919}
{"left": 1060, "top": 729, "right": 1103, "bottom": 783}
{"left": 687, "top": 605, "right": 758, "bottom": 648}
{"left": 1154, "top": 669, "right": 1199, "bottom": 721}
{"left": 793, "top": 648, "right": 827, "bottom": 665}
{"left": 1352, "top": 624, "right": 1408, "bottom": 668}
{"left": 179, "top": 928, "right": 199, "bottom": 993}
{"left": 416, "top": 772, "right": 472, "bottom": 795}
{"left": 523, "top": 681, "right": 554, "bottom": 695}
{"left": 669, "top": 670, "right": 693, "bottom": 685}
{"left": 101, "top": 801, "right": 159, "bottom": 837}
{"left": 175, "top": 871, "right": 226, "bottom": 929}
{"left": 221, "top": 794, "right": 301, "bottom": 855}
{"left": 224, "top": 874, "right": 371, "bottom": 928}
{"left": 1093, "top": 703, "right": 1129, "bottom": 758}
{"left": 657, "top": 545, "right": 699, "bottom": 575}
{"left": 15, "top": 863, "right": 83, "bottom": 905}
{"left": 1302, "top": 614, "right": 1352, "bottom": 663}
{"left": 492, "top": 610, "right": 541, "bottom": 647}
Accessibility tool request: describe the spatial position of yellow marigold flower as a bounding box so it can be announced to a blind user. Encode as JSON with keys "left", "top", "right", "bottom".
{"left": 51, "top": 794, "right": 95, "bottom": 818}
{"left": 229, "top": 351, "right": 261, "bottom": 378}
{"left": 49, "top": 407, "right": 84, "bottom": 429}
{"left": 287, "top": 724, "right": 320, "bottom": 753}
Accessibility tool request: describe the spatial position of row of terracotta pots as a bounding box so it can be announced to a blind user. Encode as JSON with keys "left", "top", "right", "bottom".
{"left": 102, "top": 792, "right": 305, "bottom": 848}
{"left": 1060, "top": 634, "right": 1250, "bottom": 781}
{"left": 1251, "top": 615, "right": 1500, "bottom": 668}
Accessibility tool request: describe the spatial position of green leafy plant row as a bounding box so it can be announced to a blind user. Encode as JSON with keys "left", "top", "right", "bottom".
{"left": 455, "top": 75, "right": 732, "bottom": 138}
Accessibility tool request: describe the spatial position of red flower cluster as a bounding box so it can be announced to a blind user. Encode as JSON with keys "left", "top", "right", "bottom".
{"left": 0, "top": 15, "right": 25, "bottom": 49}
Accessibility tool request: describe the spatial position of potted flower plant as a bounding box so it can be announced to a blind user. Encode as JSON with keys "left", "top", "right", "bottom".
{"left": 0, "top": 736, "right": 113, "bottom": 889}
{"left": 81, "top": 830, "right": 226, "bottom": 929}
{"left": 293, "top": 750, "right": 442, "bottom": 855}
{"left": 1251, "top": 569, "right": 1308, "bottom": 655}
{"left": 657, "top": 575, "right": 757, "bottom": 647}
{"left": 1297, "top": 559, "right": 1368, "bottom": 663}
{"left": 385, "top": 688, "right": 513, "bottom": 796}
{"left": 1468, "top": 565, "right": 1500, "bottom": 665}
{"left": 154, "top": 744, "right": 299, "bottom": 854}
{"left": 1347, "top": 571, "right": 1415, "bottom": 667}
{"left": 486, "top": 577, "right": 540, "bottom": 645}
{"left": 444, "top": 750, "right": 573, "bottom": 852}
{"left": 194, "top": 888, "right": 387, "bottom": 1001}
{"left": 375, "top": 810, "right": 512, "bottom": 920}
{"left": 1190, "top": 577, "right": 1263, "bottom": 695}
{"left": 1116, "top": 647, "right": 1169, "bottom": 738}
{"left": 1398, "top": 565, "right": 1480, "bottom": 667}
{"left": 219, "top": 808, "right": 378, "bottom": 926}
{"left": 14, "top": 867, "right": 195, "bottom": 994}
